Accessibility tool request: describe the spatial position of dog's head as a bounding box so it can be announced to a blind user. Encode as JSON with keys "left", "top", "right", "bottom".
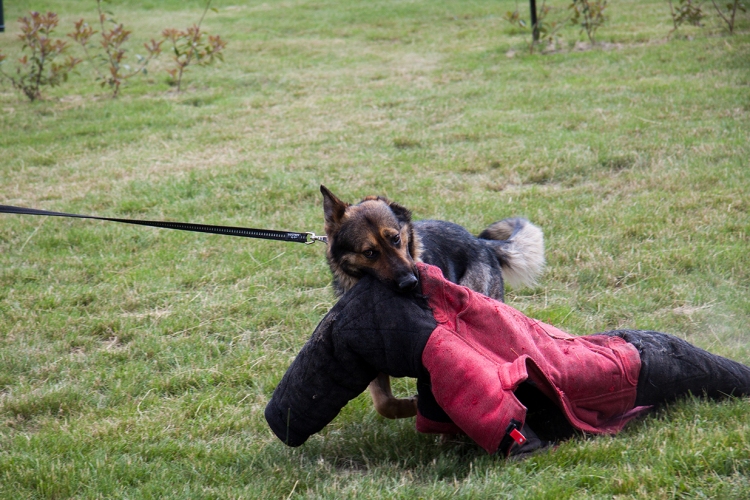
{"left": 320, "top": 185, "right": 420, "bottom": 295}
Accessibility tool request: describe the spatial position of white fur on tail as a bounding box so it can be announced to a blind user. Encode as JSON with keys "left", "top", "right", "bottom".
{"left": 483, "top": 219, "right": 545, "bottom": 288}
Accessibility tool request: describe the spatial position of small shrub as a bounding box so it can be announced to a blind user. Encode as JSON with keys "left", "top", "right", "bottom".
{"left": 69, "top": 0, "right": 162, "bottom": 97}
{"left": 504, "top": 1, "right": 568, "bottom": 53}
{"left": 162, "top": 0, "right": 227, "bottom": 92}
{"left": 0, "top": 12, "right": 81, "bottom": 102}
{"left": 711, "top": 0, "right": 746, "bottom": 33}
{"left": 569, "top": 0, "right": 608, "bottom": 44}
{"left": 667, "top": 0, "right": 706, "bottom": 35}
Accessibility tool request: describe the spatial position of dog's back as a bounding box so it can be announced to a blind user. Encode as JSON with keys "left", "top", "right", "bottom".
{"left": 415, "top": 218, "right": 544, "bottom": 302}
{"left": 320, "top": 185, "right": 544, "bottom": 302}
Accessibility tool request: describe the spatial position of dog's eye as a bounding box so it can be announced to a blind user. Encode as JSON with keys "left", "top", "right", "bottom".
{"left": 363, "top": 249, "right": 378, "bottom": 259}
{"left": 392, "top": 234, "right": 401, "bottom": 246}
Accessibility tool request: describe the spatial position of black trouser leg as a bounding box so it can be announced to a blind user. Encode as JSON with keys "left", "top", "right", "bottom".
{"left": 603, "top": 330, "right": 750, "bottom": 408}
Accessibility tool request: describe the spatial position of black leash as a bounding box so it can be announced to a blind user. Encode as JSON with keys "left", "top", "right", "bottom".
{"left": 0, "top": 204, "right": 328, "bottom": 245}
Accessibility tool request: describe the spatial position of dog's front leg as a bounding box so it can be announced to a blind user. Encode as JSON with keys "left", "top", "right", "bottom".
{"left": 368, "top": 372, "right": 418, "bottom": 419}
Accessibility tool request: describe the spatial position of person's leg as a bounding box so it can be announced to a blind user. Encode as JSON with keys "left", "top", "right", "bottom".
{"left": 603, "top": 330, "right": 750, "bottom": 407}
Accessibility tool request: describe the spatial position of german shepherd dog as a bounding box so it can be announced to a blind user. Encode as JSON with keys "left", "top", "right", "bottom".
{"left": 320, "top": 185, "right": 545, "bottom": 419}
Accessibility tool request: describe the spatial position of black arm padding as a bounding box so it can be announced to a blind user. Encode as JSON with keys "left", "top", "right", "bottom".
{"left": 265, "top": 275, "right": 436, "bottom": 446}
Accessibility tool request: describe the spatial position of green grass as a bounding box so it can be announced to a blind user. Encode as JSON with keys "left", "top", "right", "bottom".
{"left": 1, "top": 0, "right": 749, "bottom": 497}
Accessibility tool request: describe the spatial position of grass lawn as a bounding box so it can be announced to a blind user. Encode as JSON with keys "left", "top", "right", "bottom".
{"left": 1, "top": 0, "right": 749, "bottom": 497}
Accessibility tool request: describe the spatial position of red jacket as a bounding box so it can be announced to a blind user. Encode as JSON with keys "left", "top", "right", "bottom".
{"left": 415, "top": 264, "right": 645, "bottom": 454}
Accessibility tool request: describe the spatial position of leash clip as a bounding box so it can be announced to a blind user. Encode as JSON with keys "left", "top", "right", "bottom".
{"left": 305, "top": 232, "right": 328, "bottom": 245}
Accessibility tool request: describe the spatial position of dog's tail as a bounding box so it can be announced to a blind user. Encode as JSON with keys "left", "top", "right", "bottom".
{"left": 478, "top": 218, "right": 545, "bottom": 289}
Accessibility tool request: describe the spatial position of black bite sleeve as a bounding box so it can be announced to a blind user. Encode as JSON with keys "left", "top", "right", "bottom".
{"left": 265, "top": 275, "right": 437, "bottom": 446}
{"left": 264, "top": 308, "right": 378, "bottom": 446}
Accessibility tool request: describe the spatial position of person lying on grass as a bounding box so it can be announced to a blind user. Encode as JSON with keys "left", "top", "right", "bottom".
{"left": 265, "top": 264, "right": 750, "bottom": 457}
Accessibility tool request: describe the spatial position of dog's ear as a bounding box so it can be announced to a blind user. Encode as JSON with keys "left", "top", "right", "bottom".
{"left": 320, "top": 185, "right": 348, "bottom": 230}
{"left": 388, "top": 201, "right": 412, "bottom": 224}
